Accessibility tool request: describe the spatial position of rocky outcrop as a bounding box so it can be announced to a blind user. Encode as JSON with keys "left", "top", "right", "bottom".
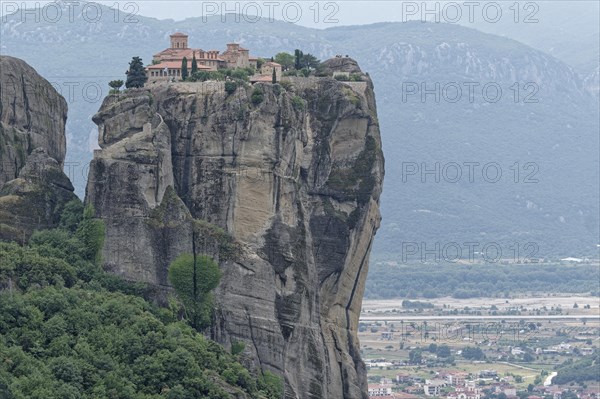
{"left": 321, "top": 57, "right": 363, "bottom": 74}
{"left": 86, "top": 59, "right": 384, "bottom": 399}
{"left": 0, "top": 56, "right": 76, "bottom": 242}
{"left": 0, "top": 56, "right": 67, "bottom": 185}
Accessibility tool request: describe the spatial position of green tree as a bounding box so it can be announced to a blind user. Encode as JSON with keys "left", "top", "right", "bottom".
{"left": 301, "top": 53, "right": 320, "bottom": 69}
{"left": 191, "top": 53, "right": 198, "bottom": 75}
{"left": 181, "top": 57, "right": 188, "bottom": 81}
{"left": 168, "top": 254, "right": 221, "bottom": 330}
{"left": 108, "top": 80, "right": 124, "bottom": 94}
{"left": 58, "top": 199, "right": 84, "bottom": 232}
{"left": 272, "top": 68, "right": 277, "bottom": 84}
{"left": 436, "top": 345, "right": 451, "bottom": 358}
{"left": 409, "top": 349, "right": 422, "bottom": 364}
{"left": 125, "top": 56, "right": 147, "bottom": 88}
{"left": 462, "top": 346, "right": 485, "bottom": 360}
{"left": 274, "top": 52, "right": 294, "bottom": 71}
{"left": 294, "top": 49, "right": 303, "bottom": 70}
{"left": 75, "top": 205, "right": 105, "bottom": 264}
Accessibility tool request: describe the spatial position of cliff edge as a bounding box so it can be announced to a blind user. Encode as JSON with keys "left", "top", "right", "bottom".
{"left": 86, "top": 58, "right": 384, "bottom": 399}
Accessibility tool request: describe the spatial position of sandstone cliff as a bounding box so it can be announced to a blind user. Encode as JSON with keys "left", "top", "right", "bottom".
{"left": 86, "top": 58, "right": 384, "bottom": 399}
{"left": 0, "top": 56, "right": 76, "bottom": 242}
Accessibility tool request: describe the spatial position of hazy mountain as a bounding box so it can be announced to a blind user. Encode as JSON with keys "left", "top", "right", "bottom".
{"left": 464, "top": 1, "right": 599, "bottom": 77}
{"left": 1, "top": 2, "right": 598, "bottom": 258}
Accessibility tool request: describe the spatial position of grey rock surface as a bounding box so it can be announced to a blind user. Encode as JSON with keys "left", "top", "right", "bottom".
{"left": 0, "top": 56, "right": 75, "bottom": 242}
{"left": 86, "top": 61, "right": 384, "bottom": 399}
{"left": 0, "top": 55, "right": 67, "bottom": 186}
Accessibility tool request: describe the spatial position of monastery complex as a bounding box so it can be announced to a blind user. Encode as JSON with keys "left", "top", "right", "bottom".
{"left": 146, "top": 32, "right": 282, "bottom": 83}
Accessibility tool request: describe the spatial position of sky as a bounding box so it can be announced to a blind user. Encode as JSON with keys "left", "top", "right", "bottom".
{"left": 8, "top": 0, "right": 595, "bottom": 29}
{"left": 5, "top": 1, "right": 404, "bottom": 28}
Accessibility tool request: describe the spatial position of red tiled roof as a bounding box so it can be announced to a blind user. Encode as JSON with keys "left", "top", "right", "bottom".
{"left": 368, "top": 384, "right": 391, "bottom": 389}
{"left": 153, "top": 48, "right": 227, "bottom": 62}
{"left": 147, "top": 61, "right": 212, "bottom": 70}
{"left": 250, "top": 75, "right": 273, "bottom": 82}
{"left": 170, "top": 32, "right": 187, "bottom": 37}
{"left": 226, "top": 43, "right": 249, "bottom": 51}
{"left": 393, "top": 393, "right": 420, "bottom": 399}
{"left": 153, "top": 48, "right": 197, "bottom": 58}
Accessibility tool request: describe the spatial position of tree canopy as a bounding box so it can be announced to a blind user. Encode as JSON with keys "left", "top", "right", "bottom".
{"left": 0, "top": 199, "right": 283, "bottom": 398}
{"left": 274, "top": 52, "right": 294, "bottom": 70}
{"left": 168, "top": 254, "right": 221, "bottom": 331}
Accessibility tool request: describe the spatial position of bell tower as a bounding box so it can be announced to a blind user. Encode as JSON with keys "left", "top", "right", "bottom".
{"left": 170, "top": 32, "right": 188, "bottom": 49}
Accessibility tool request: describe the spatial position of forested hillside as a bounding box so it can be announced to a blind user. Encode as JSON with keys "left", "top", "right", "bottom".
{"left": 365, "top": 263, "right": 600, "bottom": 299}
{"left": 0, "top": 200, "right": 282, "bottom": 399}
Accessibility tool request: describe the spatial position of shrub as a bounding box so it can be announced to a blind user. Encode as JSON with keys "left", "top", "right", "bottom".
{"left": 280, "top": 80, "right": 293, "bottom": 91}
{"left": 251, "top": 88, "right": 264, "bottom": 105}
{"left": 272, "top": 84, "right": 282, "bottom": 96}
{"left": 229, "top": 68, "right": 251, "bottom": 81}
{"left": 231, "top": 340, "right": 245, "bottom": 356}
{"left": 188, "top": 70, "right": 226, "bottom": 82}
{"left": 291, "top": 96, "right": 304, "bottom": 110}
{"left": 224, "top": 81, "right": 237, "bottom": 95}
{"left": 258, "top": 371, "right": 284, "bottom": 399}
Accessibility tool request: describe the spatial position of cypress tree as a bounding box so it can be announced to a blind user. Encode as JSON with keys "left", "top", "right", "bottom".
{"left": 191, "top": 52, "right": 198, "bottom": 75}
{"left": 272, "top": 67, "right": 277, "bottom": 84}
{"left": 294, "top": 49, "right": 302, "bottom": 70}
{"left": 181, "top": 57, "right": 188, "bottom": 81}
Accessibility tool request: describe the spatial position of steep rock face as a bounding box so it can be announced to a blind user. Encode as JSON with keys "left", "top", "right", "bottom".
{"left": 86, "top": 61, "right": 384, "bottom": 399}
{"left": 0, "top": 56, "right": 67, "bottom": 185}
{"left": 0, "top": 56, "right": 75, "bottom": 242}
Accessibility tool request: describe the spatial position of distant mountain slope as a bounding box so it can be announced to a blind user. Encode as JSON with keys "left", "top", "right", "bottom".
{"left": 467, "top": 1, "right": 599, "bottom": 78}
{"left": 1, "top": 3, "right": 598, "bottom": 258}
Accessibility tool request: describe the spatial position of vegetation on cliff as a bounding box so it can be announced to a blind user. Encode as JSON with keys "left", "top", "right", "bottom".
{"left": 0, "top": 199, "right": 283, "bottom": 399}
{"left": 168, "top": 254, "right": 221, "bottom": 331}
